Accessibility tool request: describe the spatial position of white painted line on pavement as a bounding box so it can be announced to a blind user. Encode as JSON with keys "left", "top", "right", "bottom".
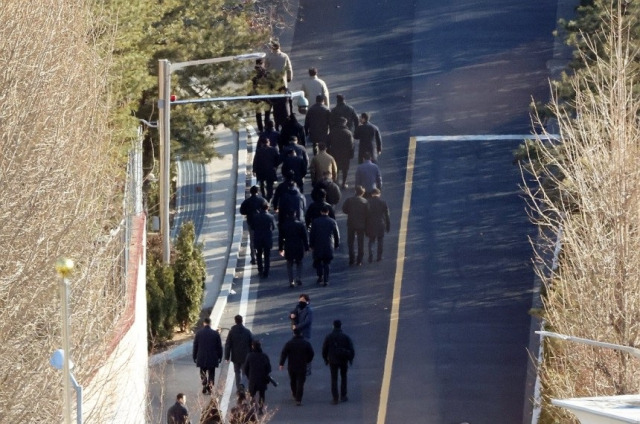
{"left": 415, "top": 134, "right": 559, "bottom": 142}
{"left": 220, "top": 251, "right": 253, "bottom": 417}
{"left": 219, "top": 120, "right": 257, "bottom": 418}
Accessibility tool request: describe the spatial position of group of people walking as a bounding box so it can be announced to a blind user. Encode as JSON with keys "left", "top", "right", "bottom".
{"left": 246, "top": 91, "right": 390, "bottom": 284}
{"left": 168, "top": 38, "right": 391, "bottom": 424}
{"left": 171, "top": 306, "right": 355, "bottom": 423}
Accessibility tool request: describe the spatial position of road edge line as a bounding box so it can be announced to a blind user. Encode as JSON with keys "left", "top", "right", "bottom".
{"left": 376, "top": 136, "right": 417, "bottom": 424}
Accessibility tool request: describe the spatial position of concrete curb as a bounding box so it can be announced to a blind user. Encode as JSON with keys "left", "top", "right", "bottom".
{"left": 207, "top": 122, "right": 250, "bottom": 333}
{"left": 149, "top": 123, "right": 250, "bottom": 366}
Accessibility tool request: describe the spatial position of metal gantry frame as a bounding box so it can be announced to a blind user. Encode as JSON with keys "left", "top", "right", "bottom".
{"left": 157, "top": 53, "right": 306, "bottom": 263}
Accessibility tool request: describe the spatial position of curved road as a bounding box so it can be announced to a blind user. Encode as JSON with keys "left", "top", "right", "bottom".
{"left": 245, "top": 1, "right": 559, "bottom": 423}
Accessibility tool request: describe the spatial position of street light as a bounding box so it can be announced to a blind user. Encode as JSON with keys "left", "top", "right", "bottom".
{"left": 157, "top": 52, "right": 265, "bottom": 263}
{"left": 54, "top": 257, "right": 74, "bottom": 424}
{"left": 50, "top": 349, "right": 83, "bottom": 424}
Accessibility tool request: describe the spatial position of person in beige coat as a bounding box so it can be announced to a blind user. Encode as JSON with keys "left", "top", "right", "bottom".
{"left": 265, "top": 40, "right": 292, "bottom": 89}
{"left": 301, "top": 67, "right": 330, "bottom": 107}
{"left": 309, "top": 142, "right": 337, "bottom": 185}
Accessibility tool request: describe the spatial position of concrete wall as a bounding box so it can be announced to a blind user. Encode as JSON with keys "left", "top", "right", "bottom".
{"left": 82, "top": 213, "right": 148, "bottom": 423}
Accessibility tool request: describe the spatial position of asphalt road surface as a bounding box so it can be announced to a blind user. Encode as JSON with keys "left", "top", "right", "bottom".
{"left": 242, "top": 1, "right": 559, "bottom": 423}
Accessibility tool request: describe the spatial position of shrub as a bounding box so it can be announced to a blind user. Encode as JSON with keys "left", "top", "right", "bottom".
{"left": 174, "top": 221, "right": 206, "bottom": 331}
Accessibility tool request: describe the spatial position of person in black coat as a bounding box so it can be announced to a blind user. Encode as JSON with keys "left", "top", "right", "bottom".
{"left": 251, "top": 59, "right": 274, "bottom": 134}
{"left": 271, "top": 86, "right": 291, "bottom": 131}
{"left": 243, "top": 339, "right": 272, "bottom": 414}
{"left": 167, "top": 393, "right": 191, "bottom": 424}
{"left": 353, "top": 112, "right": 382, "bottom": 164}
{"left": 330, "top": 94, "right": 359, "bottom": 133}
{"left": 366, "top": 188, "right": 390, "bottom": 262}
{"left": 305, "top": 188, "right": 336, "bottom": 230}
{"left": 309, "top": 206, "right": 340, "bottom": 286}
{"left": 224, "top": 315, "right": 254, "bottom": 393}
{"left": 257, "top": 119, "right": 280, "bottom": 150}
{"left": 279, "top": 328, "right": 315, "bottom": 406}
{"left": 278, "top": 212, "right": 309, "bottom": 287}
{"left": 276, "top": 179, "right": 306, "bottom": 227}
{"left": 312, "top": 172, "right": 341, "bottom": 207}
{"left": 289, "top": 294, "right": 313, "bottom": 340}
{"left": 271, "top": 170, "right": 295, "bottom": 215}
{"left": 279, "top": 113, "right": 306, "bottom": 150}
{"left": 304, "top": 95, "right": 331, "bottom": 155}
{"left": 322, "top": 320, "right": 355, "bottom": 404}
{"left": 327, "top": 116, "right": 354, "bottom": 189}
{"left": 281, "top": 148, "right": 306, "bottom": 193}
{"left": 251, "top": 203, "right": 276, "bottom": 278}
{"left": 252, "top": 137, "right": 280, "bottom": 202}
{"left": 342, "top": 185, "right": 369, "bottom": 266}
{"left": 280, "top": 136, "right": 309, "bottom": 181}
{"left": 193, "top": 318, "right": 223, "bottom": 394}
{"left": 240, "top": 186, "right": 268, "bottom": 265}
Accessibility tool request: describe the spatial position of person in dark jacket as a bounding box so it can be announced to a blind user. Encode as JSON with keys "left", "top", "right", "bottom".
{"left": 271, "top": 170, "right": 295, "bottom": 215}
{"left": 309, "top": 206, "right": 340, "bottom": 285}
{"left": 278, "top": 212, "right": 309, "bottom": 288}
{"left": 354, "top": 151, "right": 382, "bottom": 197}
{"left": 281, "top": 148, "right": 306, "bottom": 194}
{"left": 327, "top": 116, "right": 354, "bottom": 189}
{"left": 257, "top": 119, "right": 280, "bottom": 150}
{"left": 322, "top": 320, "right": 355, "bottom": 404}
{"left": 167, "top": 393, "right": 191, "bottom": 424}
{"left": 225, "top": 315, "right": 254, "bottom": 393}
{"left": 271, "top": 86, "right": 291, "bottom": 131}
{"left": 243, "top": 339, "right": 272, "bottom": 414}
{"left": 240, "top": 186, "right": 268, "bottom": 265}
{"left": 251, "top": 59, "right": 274, "bottom": 134}
{"left": 279, "top": 328, "right": 315, "bottom": 406}
{"left": 330, "top": 94, "right": 359, "bottom": 133}
{"left": 305, "top": 188, "right": 336, "bottom": 230}
{"left": 280, "top": 136, "right": 309, "bottom": 179}
{"left": 279, "top": 114, "right": 306, "bottom": 151}
{"left": 341, "top": 185, "right": 369, "bottom": 266}
{"left": 193, "top": 318, "right": 223, "bottom": 394}
{"left": 312, "top": 171, "right": 341, "bottom": 207}
{"left": 354, "top": 112, "right": 382, "bottom": 164}
{"left": 276, "top": 179, "right": 306, "bottom": 227}
{"left": 252, "top": 203, "right": 276, "bottom": 278}
{"left": 304, "top": 94, "right": 331, "bottom": 155}
{"left": 366, "top": 188, "right": 390, "bottom": 262}
{"left": 253, "top": 137, "right": 280, "bottom": 202}
{"left": 289, "top": 293, "right": 313, "bottom": 339}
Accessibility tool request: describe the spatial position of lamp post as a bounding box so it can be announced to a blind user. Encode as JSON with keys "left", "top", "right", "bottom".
{"left": 50, "top": 349, "right": 83, "bottom": 424}
{"left": 157, "top": 52, "right": 265, "bottom": 263}
{"left": 55, "top": 257, "right": 74, "bottom": 424}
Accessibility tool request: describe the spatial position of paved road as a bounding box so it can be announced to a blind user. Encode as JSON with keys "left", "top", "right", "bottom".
{"left": 245, "top": 1, "right": 559, "bottom": 424}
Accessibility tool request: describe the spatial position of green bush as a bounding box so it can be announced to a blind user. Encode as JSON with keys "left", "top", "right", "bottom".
{"left": 174, "top": 221, "right": 206, "bottom": 331}
{"left": 147, "top": 236, "right": 177, "bottom": 349}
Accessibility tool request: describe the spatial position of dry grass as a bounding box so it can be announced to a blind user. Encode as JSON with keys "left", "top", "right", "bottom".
{"left": 0, "top": 1, "right": 125, "bottom": 422}
{"left": 522, "top": 5, "right": 640, "bottom": 422}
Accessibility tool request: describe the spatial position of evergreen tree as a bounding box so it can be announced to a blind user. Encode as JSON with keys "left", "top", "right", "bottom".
{"left": 147, "top": 237, "right": 177, "bottom": 348}
{"left": 95, "top": 0, "right": 270, "bottom": 163}
{"left": 174, "top": 221, "right": 206, "bottom": 331}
